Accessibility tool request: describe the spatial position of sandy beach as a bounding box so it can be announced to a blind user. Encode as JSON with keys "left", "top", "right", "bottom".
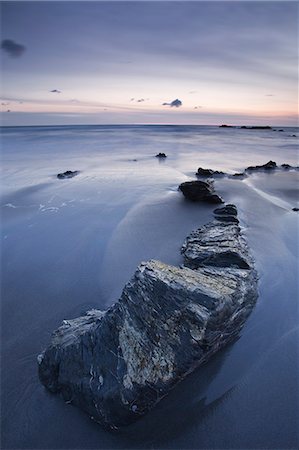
{"left": 1, "top": 124, "right": 298, "bottom": 448}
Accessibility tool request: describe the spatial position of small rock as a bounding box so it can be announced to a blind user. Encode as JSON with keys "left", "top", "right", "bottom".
{"left": 179, "top": 180, "right": 223, "bottom": 204}
{"left": 57, "top": 170, "right": 80, "bottom": 179}
{"left": 230, "top": 172, "right": 246, "bottom": 179}
{"left": 196, "top": 168, "right": 225, "bottom": 177}
{"left": 292, "top": 208, "right": 299, "bottom": 212}
{"left": 155, "top": 153, "right": 167, "bottom": 158}
{"left": 214, "top": 204, "right": 238, "bottom": 216}
{"left": 281, "top": 163, "right": 291, "bottom": 170}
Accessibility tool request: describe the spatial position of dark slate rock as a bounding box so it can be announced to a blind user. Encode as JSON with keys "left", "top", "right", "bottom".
{"left": 181, "top": 221, "right": 251, "bottom": 270}
{"left": 196, "top": 168, "right": 225, "bottom": 177}
{"left": 179, "top": 180, "right": 223, "bottom": 204}
{"left": 214, "top": 204, "right": 238, "bottom": 217}
{"left": 57, "top": 170, "right": 80, "bottom": 179}
{"left": 230, "top": 172, "right": 247, "bottom": 179}
{"left": 38, "top": 217, "right": 257, "bottom": 429}
{"left": 245, "top": 160, "right": 277, "bottom": 172}
{"left": 155, "top": 153, "right": 167, "bottom": 158}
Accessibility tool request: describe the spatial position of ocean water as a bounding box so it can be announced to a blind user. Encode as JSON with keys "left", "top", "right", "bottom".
{"left": 1, "top": 125, "right": 298, "bottom": 449}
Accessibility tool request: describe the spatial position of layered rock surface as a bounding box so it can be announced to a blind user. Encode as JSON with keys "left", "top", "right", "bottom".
{"left": 38, "top": 207, "right": 257, "bottom": 429}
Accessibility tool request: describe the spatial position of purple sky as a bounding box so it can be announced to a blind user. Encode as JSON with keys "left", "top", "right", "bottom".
{"left": 1, "top": 1, "right": 298, "bottom": 126}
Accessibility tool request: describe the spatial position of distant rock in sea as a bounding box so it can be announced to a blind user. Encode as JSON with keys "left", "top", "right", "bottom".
{"left": 155, "top": 153, "right": 167, "bottom": 158}
{"left": 57, "top": 170, "right": 80, "bottom": 179}
{"left": 179, "top": 180, "right": 223, "bottom": 203}
{"left": 292, "top": 207, "right": 299, "bottom": 212}
{"left": 38, "top": 207, "right": 257, "bottom": 429}
{"left": 240, "top": 126, "right": 272, "bottom": 130}
{"left": 196, "top": 167, "right": 225, "bottom": 177}
{"left": 230, "top": 172, "right": 247, "bottom": 179}
{"left": 245, "top": 161, "right": 277, "bottom": 172}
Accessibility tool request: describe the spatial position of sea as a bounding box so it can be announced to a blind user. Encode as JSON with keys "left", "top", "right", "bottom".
{"left": 1, "top": 124, "right": 298, "bottom": 449}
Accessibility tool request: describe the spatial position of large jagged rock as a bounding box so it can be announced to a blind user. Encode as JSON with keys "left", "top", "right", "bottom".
{"left": 38, "top": 214, "right": 257, "bottom": 429}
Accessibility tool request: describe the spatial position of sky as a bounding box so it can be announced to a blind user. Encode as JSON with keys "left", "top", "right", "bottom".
{"left": 1, "top": 1, "right": 298, "bottom": 126}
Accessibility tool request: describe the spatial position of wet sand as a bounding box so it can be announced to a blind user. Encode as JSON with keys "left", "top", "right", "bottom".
{"left": 1, "top": 125, "right": 298, "bottom": 449}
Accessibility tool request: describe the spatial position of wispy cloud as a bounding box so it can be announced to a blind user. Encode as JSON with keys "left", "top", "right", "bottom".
{"left": 1, "top": 39, "right": 26, "bottom": 57}
{"left": 162, "top": 99, "right": 182, "bottom": 108}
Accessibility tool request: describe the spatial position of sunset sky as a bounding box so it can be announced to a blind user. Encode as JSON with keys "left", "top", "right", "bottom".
{"left": 1, "top": 1, "right": 298, "bottom": 126}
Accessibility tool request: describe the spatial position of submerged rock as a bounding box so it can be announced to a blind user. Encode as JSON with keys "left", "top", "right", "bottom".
{"left": 38, "top": 212, "right": 257, "bottom": 429}
{"left": 57, "top": 170, "right": 80, "bottom": 179}
{"left": 179, "top": 180, "right": 223, "bottom": 203}
{"left": 245, "top": 160, "right": 277, "bottom": 172}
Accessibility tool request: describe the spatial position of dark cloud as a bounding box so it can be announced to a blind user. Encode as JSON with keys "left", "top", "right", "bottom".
{"left": 1, "top": 39, "right": 26, "bottom": 57}
{"left": 162, "top": 99, "right": 182, "bottom": 108}
{"left": 50, "top": 89, "right": 61, "bottom": 93}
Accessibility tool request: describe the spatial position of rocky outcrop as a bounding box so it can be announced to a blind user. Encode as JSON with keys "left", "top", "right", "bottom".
{"left": 38, "top": 205, "right": 257, "bottom": 429}
{"left": 179, "top": 180, "right": 223, "bottom": 203}
{"left": 155, "top": 153, "right": 167, "bottom": 158}
{"left": 57, "top": 170, "right": 80, "bottom": 179}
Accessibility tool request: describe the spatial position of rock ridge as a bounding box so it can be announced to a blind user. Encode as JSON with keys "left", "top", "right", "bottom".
{"left": 38, "top": 205, "right": 258, "bottom": 429}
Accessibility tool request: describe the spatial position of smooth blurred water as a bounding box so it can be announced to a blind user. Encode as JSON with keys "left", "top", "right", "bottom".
{"left": 1, "top": 125, "right": 298, "bottom": 449}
